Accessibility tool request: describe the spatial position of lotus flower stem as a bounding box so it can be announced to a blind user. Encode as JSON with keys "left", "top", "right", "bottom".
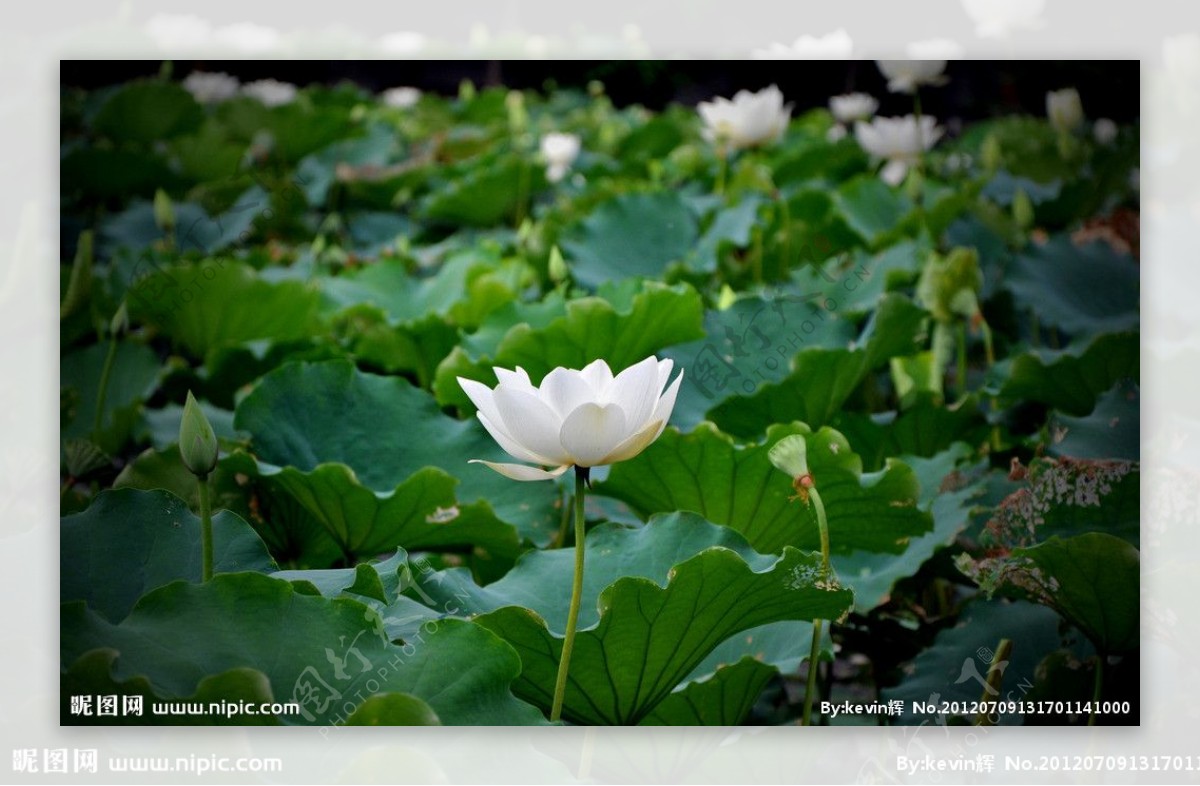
{"left": 912, "top": 90, "right": 925, "bottom": 169}
{"left": 801, "top": 485, "right": 831, "bottom": 727}
{"left": 956, "top": 322, "right": 969, "bottom": 396}
{"left": 777, "top": 188, "right": 793, "bottom": 278}
{"left": 752, "top": 226, "right": 764, "bottom": 285}
{"left": 551, "top": 466, "right": 589, "bottom": 722}
{"left": 198, "top": 473, "right": 214, "bottom": 582}
{"left": 979, "top": 317, "right": 996, "bottom": 368}
{"left": 974, "top": 638, "right": 1012, "bottom": 726}
{"left": 802, "top": 618, "right": 824, "bottom": 726}
{"left": 92, "top": 333, "right": 119, "bottom": 441}
{"left": 515, "top": 157, "right": 531, "bottom": 228}
{"left": 556, "top": 485, "right": 573, "bottom": 548}
{"left": 1089, "top": 655, "right": 1104, "bottom": 727}
{"left": 714, "top": 148, "right": 727, "bottom": 196}
{"left": 977, "top": 316, "right": 1002, "bottom": 451}
{"left": 910, "top": 89, "right": 928, "bottom": 220}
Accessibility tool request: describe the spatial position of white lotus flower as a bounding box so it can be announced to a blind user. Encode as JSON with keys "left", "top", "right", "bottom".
{"left": 458, "top": 356, "right": 683, "bottom": 481}
{"left": 540, "top": 132, "right": 582, "bottom": 183}
{"left": 1093, "top": 117, "right": 1118, "bottom": 145}
{"left": 182, "top": 72, "right": 240, "bottom": 104}
{"left": 241, "top": 78, "right": 298, "bottom": 107}
{"left": 381, "top": 86, "right": 422, "bottom": 109}
{"left": 855, "top": 115, "right": 943, "bottom": 186}
{"left": 1046, "top": 88, "right": 1084, "bottom": 133}
{"left": 829, "top": 93, "right": 879, "bottom": 124}
{"left": 876, "top": 60, "right": 948, "bottom": 94}
{"left": 697, "top": 85, "right": 792, "bottom": 150}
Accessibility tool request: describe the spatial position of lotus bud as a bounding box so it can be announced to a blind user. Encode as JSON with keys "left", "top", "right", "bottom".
{"left": 109, "top": 301, "right": 129, "bottom": 337}
{"left": 547, "top": 245, "right": 568, "bottom": 284}
{"left": 1012, "top": 188, "right": 1035, "bottom": 231}
{"left": 179, "top": 390, "right": 219, "bottom": 478}
{"left": 981, "top": 134, "right": 1002, "bottom": 174}
{"left": 61, "top": 231, "right": 93, "bottom": 321}
{"left": 153, "top": 188, "right": 175, "bottom": 234}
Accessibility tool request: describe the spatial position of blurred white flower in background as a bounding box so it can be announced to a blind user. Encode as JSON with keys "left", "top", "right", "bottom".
{"left": 540, "top": 132, "right": 582, "bottom": 183}
{"left": 906, "top": 38, "right": 965, "bottom": 59}
{"left": 961, "top": 0, "right": 1045, "bottom": 38}
{"left": 214, "top": 22, "right": 281, "bottom": 53}
{"left": 1093, "top": 117, "right": 1119, "bottom": 145}
{"left": 855, "top": 115, "right": 943, "bottom": 186}
{"left": 830, "top": 93, "right": 879, "bottom": 124}
{"left": 381, "top": 86, "right": 422, "bottom": 109}
{"left": 697, "top": 84, "right": 792, "bottom": 150}
{"left": 943, "top": 152, "right": 972, "bottom": 175}
{"left": 182, "top": 72, "right": 240, "bottom": 104}
{"left": 242, "top": 79, "right": 298, "bottom": 107}
{"left": 1046, "top": 87, "right": 1084, "bottom": 133}
{"left": 144, "top": 13, "right": 213, "bottom": 50}
{"left": 876, "top": 60, "right": 948, "bottom": 93}
{"left": 752, "top": 28, "right": 852, "bottom": 59}
{"left": 828, "top": 93, "right": 878, "bottom": 142}
{"left": 378, "top": 31, "right": 426, "bottom": 55}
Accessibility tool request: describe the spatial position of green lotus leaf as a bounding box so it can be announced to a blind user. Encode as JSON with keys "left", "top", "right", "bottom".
{"left": 93, "top": 80, "right": 203, "bottom": 144}
{"left": 988, "top": 331, "right": 1138, "bottom": 416}
{"left": 62, "top": 649, "right": 280, "bottom": 725}
{"left": 832, "top": 444, "right": 987, "bottom": 611}
{"left": 435, "top": 281, "right": 704, "bottom": 413}
{"left": 61, "top": 341, "right": 163, "bottom": 456}
{"left": 233, "top": 359, "right": 553, "bottom": 550}
{"left": 640, "top": 657, "right": 777, "bottom": 726}
{"left": 1047, "top": 381, "right": 1138, "bottom": 461}
{"left": 1007, "top": 236, "right": 1138, "bottom": 336}
{"left": 60, "top": 488, "right": 277, "bottom": 622}
{"left": 882, "top": 598, "right": 1093, "bottom": 726}
{"left": 128, "top": 260, "right": 323, "bottom": 359}
{"left": 421, "top": 153, "right": 546, "bottom": 227}
{"left": 598, "top": 421, "right": 930, "bottom": 555}
{"left": 403, "top": 512, "right": 852, "bottom": 724}
{"left": 345, "top": 693, "right": 441, "bottom": 726}
{"left": 61, "top": 573, "right": 546, "bottom": 725}
{"left": 960, "top": 533, "right": 1139, "bottom": 654}
{"left": 831, "top": 175, "right": 915, "bottom": 248}
{"left": 660, "top": 292, "right": 857, "bottom": 431}
{"left": 559, "top": 191, "right": 699, "bottom": 287}
{"left": 706, "top": 294, "right": 928, "bottom": 439}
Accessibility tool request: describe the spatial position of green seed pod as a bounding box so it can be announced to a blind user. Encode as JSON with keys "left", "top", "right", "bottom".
{"left": 916, "top": 247, "right": 983, "bottom": 323}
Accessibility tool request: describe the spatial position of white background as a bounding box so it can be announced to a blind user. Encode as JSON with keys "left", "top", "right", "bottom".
{"left": 4, "top": 0, "right": 1194, "bottom": 782}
